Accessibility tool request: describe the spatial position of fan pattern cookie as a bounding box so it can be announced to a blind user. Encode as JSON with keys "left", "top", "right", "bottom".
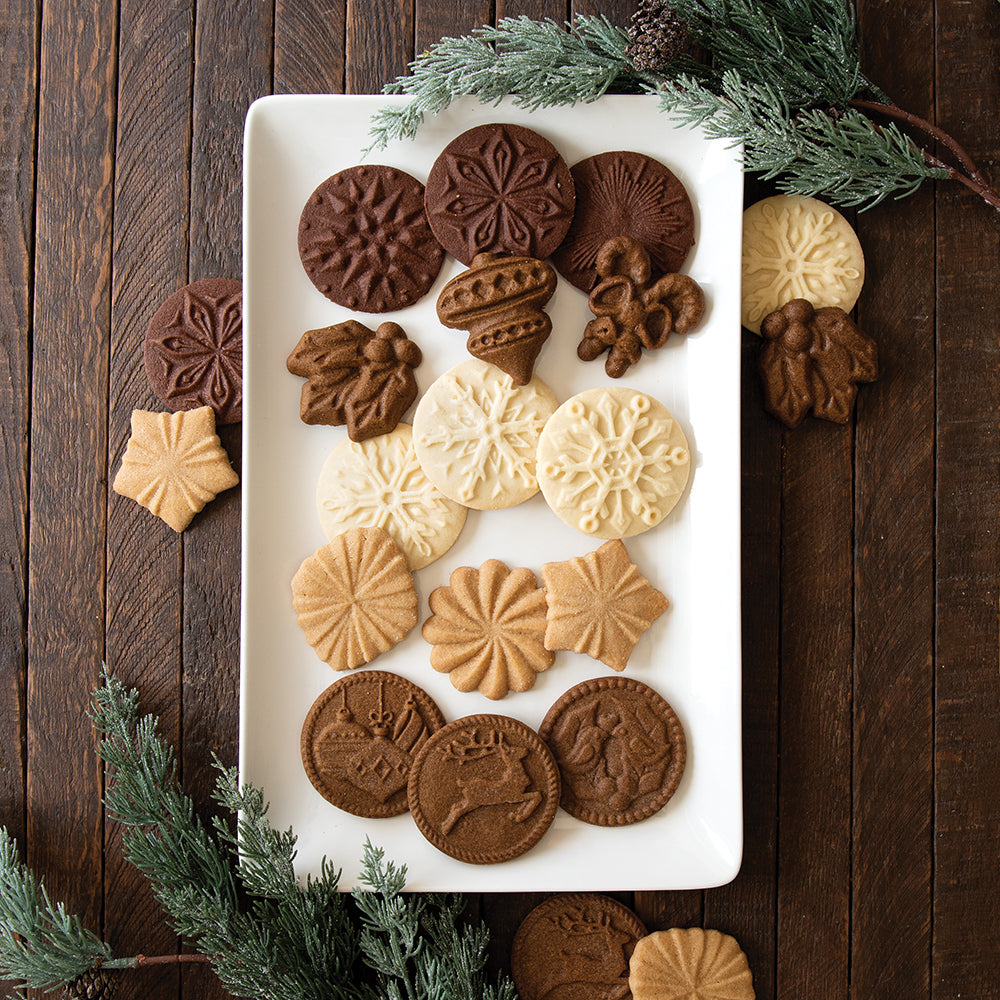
{"left": 629, "top": 928, "right": 755, "bottom": 1000}
{"left": 290, "top": 527, "right": 418, "bottom": 671}
{"left": 423, "top": 560, "right": 554, "bottom": 699}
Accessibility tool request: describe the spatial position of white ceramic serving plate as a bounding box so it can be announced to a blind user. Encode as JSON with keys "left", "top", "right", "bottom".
{"left": 241, "top": 94, "right": 743, "bottom": 891}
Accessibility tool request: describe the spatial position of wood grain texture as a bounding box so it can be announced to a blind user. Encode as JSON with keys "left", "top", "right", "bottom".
{"left": 497, "top": 0, "right": 570, "bottom": 18}
{"left": 345, "top": 0, "right": 414, "bottom": 94}
{"left": 415, "top": 0, "right": 491, "bottom": 50}
{"left": 274, "top": 0, "right": 346, "bottom": 95}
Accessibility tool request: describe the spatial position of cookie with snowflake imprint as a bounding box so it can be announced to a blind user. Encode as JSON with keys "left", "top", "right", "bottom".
{"left": 536, "top": 387, "right": 690, "bottom": 539}
{"left": 741, "top": 194, "right": 865, "bottom": 335}
{"left": 315, "top": 423, "right": 467, "bottom": 571}
{"left": 629, "top": 928, "right": 755, "bottom": 1000}
{"left": 412, "top": 360, "right": 557, "bottom": 510}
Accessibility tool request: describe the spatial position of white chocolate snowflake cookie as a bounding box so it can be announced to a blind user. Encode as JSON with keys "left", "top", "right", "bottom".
{"left": 412, "top": 359, "right": 557, "bottom": 510}
{"left": 316, "top": 423, "right": 466, "bottom": 570}
{"left": 536, "top": 387, "right": 690, "bottom": 539}
{"left": 741, "top": 194, "right": 864, "bottom": 334}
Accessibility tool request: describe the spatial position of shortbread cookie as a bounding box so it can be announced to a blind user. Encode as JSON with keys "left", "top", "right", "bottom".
{"left": 291, "top": 527, "right": 418, "bottom": 671}
{"left": 536, "top": 387, "right": 690, "bottom": 538}
{"left": 629, "top": 928, "right": 755, "bottom": 1000}
{"left": 300, "top": 671, "right": 445, "bottom": 817}
{"left": 423, "top": 560, "right": 554, "bottom": 699}
{"left": 113, "top": 406, "right": 239, "bottom": 532}
{"left": 511, "top": 894, "right": 647, "bottom": 1000}
{"left": 316, "top": 424, "right": 466, "bottom": 570}
{"left": 741, "top": 194, "right": 864, "bottom": 334}
{"left": 412, "top": 360, "right": 557, "bottom": 510}
{"left": 539, "top": 676, "right": 686, "bottom": 826}
{"left": 541, "top": 539, "right": 669, "bottom": 672}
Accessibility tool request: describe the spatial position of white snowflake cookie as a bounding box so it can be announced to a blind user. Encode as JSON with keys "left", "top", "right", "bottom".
{"left": 412, "top": 359, "right": 558, "bottom": 510}
{"left": 536, "top": 387, "right": 691, "bottom": 539}
{"left": 316, "top": 423, "right": 467, "bottom": 570}
{"left": 741, "top": 194, "right": 865, "bottom": 334}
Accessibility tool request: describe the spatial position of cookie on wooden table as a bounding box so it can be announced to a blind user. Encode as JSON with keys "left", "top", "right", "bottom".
{"left": 629, "top": 928, "right": 755, "bottom": 1000}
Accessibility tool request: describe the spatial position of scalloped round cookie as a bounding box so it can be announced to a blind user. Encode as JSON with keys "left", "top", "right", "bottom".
{"left": 741, "top": 194, "right": 864, "bottom": 334}
{"left": 629, "top": 928, "right": 755, "bottom": 1000}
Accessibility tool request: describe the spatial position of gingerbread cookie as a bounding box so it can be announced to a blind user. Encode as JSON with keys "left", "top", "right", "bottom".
{"left": 424, "top": 123, "right": 575, "bottom": 265}
{"left": 300, "top": 671, "right": 445, "bottom": 817}
{"left": 298, "top": 165, "right": 444, "bottom": 312}
{"left": 629, "top": 928, "right": 755, "bottom": 1000}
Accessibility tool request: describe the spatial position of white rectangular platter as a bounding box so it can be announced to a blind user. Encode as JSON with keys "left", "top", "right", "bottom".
{"left": 241, "top": 94, "right": 743, "bottom": 891}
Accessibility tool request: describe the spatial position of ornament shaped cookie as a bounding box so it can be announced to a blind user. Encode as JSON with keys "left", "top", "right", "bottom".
{"left": 144, "top": 278, "right": 243, "bottom": 424}
{"left": 541, "top": 539, "right": 669, "bottom": 672}
{"left": 298, "top": 165, "right": 444, "bottom": 312}
{"left": 629, "top": 928, "right": 755, "bottom": 1000}
{"left": 412, "top": 360, "right": 557, "bottom": 510}
{"left": 511, "top": 894, "right": 648, "bottom": 1000}
{"left": 423, "top": 560, "right": 554, "bottom": 700}
{"left": 407, "top": 714, "right": 561, "bottom": 864}
{"left": 316, "top": 424, "right": 467, "bottom": 570}
{"left": 291, "top": 527, "right": 418, "bottom": 671}
{"left": 424, "top": 123, "right": 575, "bottom": 265}
{"left": 741, "top": 194, "right": 864, "bottom": 334}
{"left": 113, "top": 406, "right": 239, "bottom": 532}
{"left": 536, "top": 387, "right": 691, "bottom": 538}
{"left": 539, "top": 676, "right": 686, "bottom": 827}
{"left": 300, "top": 671, "right": 445, "bottom": 817}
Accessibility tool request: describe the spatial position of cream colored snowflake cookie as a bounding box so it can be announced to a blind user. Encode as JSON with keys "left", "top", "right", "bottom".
{"left": 629, "top": 928, "right": 755, "bottom": 1000}
{"left": 316, "top": 423, "right": 466, "bottom": 570}
{"left": 536, "top": 387, "right": 690, "bottom": 539}
{"left": 412, "top": 359, "right": 557, "bottom": 510}
{"left": 741, "top": 194, "right": 864, "bottom": 334}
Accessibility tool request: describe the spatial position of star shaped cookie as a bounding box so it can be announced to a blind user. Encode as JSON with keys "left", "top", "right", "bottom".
{"left": 113, "top": 406, "right": 238, "bottom": 531}
{"left": 540, "top": 540, "right": 669, "bottom": 671}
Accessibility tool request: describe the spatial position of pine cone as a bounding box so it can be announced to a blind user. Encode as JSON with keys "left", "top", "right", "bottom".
{"left": 625, "top": 0, "right": 689, "bottom": 72}
{"left": 64, "top": 969, "right": 120, "bottom": 1000}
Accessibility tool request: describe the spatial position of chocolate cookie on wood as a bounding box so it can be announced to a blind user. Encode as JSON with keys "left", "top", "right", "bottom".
{"left": 424, "top": 123, "right": 575, "bottom": 265}
{"left": 407, "top": 714, "right": 560, "bottom": 864}
{"left": 143, "top": 277, "right": 243, "bottom": 424}
{"left": 511, "top": 894, "right": 648, "bottom": 1000}
{"left": 539, "top": 677, "right": 686, "bottom": 826}
{"left": 298, "top": 165, "right": 444, "bottom": 312}
{"left": 301, "top": 671, "right": 446, "bottom": 818}
{"left": 551, "top": 151, "right": 695, "bottom": 293}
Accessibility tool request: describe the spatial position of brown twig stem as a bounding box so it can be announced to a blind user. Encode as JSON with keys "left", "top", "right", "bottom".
{"left": 924, "top": 154, "right": 1000, "bottom": 211}
{"left": 102, "top": 952, "right": 212, "bottom": 970}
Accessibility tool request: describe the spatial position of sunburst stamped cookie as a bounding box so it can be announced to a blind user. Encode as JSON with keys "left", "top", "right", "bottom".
{"left": 629, "top": 928, "right": 755, "bottom": 1000}
{"left": 316, "top": 423, "right": 466, "bottom": 570}
{"left": 536, "top": 387, "right": 691, "bottom": 539}
{"left": 413, "top": 359, "right": 557, "bottom": 510}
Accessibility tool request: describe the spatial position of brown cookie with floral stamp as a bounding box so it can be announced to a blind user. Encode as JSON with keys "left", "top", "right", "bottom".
{"left": 143, "top": 277, "right": 243, "bottom": 424}
{"left": 301, "top": 671, "right": 446, "bottom": 818}
{"left": 407, "top": 714, "right": 560, "bottom": 864}
{"left": 539, "top": 677, "right": 685, "bottom": 827}
{"left": 424, "top": 123, "right": 575, "bottom": 265}
{"left": 511, "top": 894, "right": 648, "bottom": 1000}
{"left": 298, "top": 165, "right": 444, "bottom": 312}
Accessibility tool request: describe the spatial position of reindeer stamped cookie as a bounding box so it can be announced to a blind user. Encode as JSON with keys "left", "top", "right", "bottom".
{"left": 407, "top": 714, "right": 560, "bottom": 864}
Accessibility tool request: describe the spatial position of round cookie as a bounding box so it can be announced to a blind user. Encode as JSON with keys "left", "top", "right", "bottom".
{"left": 539, "top": 676, "right": 686, "bottom": 827}
{"left": 551, "top": 151, "right": 695, "bottom": 293}
{"left": 301, "top": 670, "right": 446, "bottom": 818}
{"left": 316, "top": 423, "right": 467, "bottom": 571}
{"left": 629, "top": 928, "right": 755, "bottom": 1000}
{"left": 424, "top": 123, "right": 575, "bottom": 265}
{"left": 536, "top": 387, "right": 691, "bottom": 539}
{"left": 511, "top": 894, "right": 647, "bottom": 1000}
{"left": 143, "top": 277, "right": 243, "bottom": 424}
{"left": 741, "top": 193, "right": 865, "bottom": 334}
{"left": 298, "top": 165, "right": 444, "bottom": 312}
{"left": 407, "top": 714, "right": 560, "bottom": 864}
{"left": 412, "top": 359, "right": 557, "bottom": 510}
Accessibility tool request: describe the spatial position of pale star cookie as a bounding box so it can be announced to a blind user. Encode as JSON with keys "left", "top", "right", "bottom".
{"left": 741, "top": 194, "right": 865, "bottom": 334}
{"left": 412, "top": 359, "right": 557, "bottom": 510}
{"left": 316, "top": 423, "right": 466, "bottom": 570}
{"left": 629, "top": 928, "right": 755, "bottom": 1000}
{"left": 536, "top": 387, "right": 690, "bottom": 539}
{"left": 113, "top": 406, "right": 238, "bottom": 532}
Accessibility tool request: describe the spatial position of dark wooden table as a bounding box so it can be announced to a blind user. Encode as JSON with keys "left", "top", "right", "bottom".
{"left": 2, "top": 1, "right": 999, "bottom": 998}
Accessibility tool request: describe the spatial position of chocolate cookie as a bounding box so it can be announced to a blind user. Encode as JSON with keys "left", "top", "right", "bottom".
{"left": 424, "top": 124, "right": 575, "bottom": 265}
{"left": 511, "top": 894, "right": 647, "bottom": 1000}
{"left": 551, "top": 151, "right": 695, "bottom": 293}
{"left": 407, "top": 714, "right": 560, "bottom": 864}
{"left": 143, "top": 277, "right": 243, "bottom": 424}
{"left": 298, "top": 165, "right": 444, "bottom": 312}
{"left": 300, "top": 670, "right": 445, "bottom": 818}
{"left": 539, "top": 677, "right": 685, "bottom": 826}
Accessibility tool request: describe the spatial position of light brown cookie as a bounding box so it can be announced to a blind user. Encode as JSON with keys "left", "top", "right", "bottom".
{"left": 629, "top": 928, "right": 755, "bottom": 1000}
